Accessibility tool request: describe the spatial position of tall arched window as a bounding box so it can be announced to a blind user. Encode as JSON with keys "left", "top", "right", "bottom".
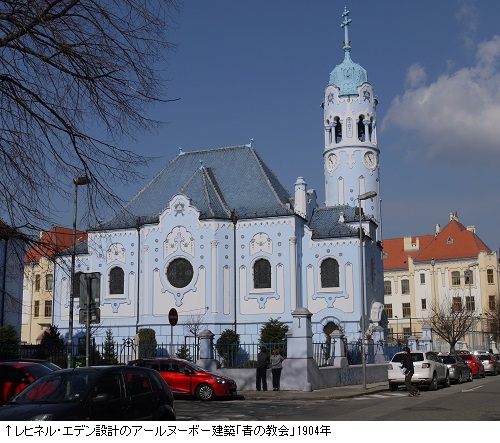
{"left": 109, "top": 266, "right": 125, "bottom": 294}
{"left": 320, "top": 258, "right": 340, "bottom": 288}
{"left": 357, "top": 115, "right": 365, "bottom": 141}
{"left": 334, "top": 117, "right": 342, "bottom": 143}
{"left": 253, "top": 258, "right": 271, "bottom": 289}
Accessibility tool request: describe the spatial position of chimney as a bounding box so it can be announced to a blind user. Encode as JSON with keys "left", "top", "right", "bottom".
{"left": 294, "top": 177, "right": 307, "bottom": 218}
{"left": 467, "top": 225, "right": 476, "bottom": 234}
{"left": 435, "top": 224, "right": 441, "bottom": 236}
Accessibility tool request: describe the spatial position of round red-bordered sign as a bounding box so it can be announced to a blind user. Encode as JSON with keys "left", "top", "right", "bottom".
{"left": 168, "top": 308, "right": 178, "bottom": 326}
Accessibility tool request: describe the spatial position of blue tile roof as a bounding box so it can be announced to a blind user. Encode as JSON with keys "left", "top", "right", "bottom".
{"left": 98, "top": 145, "right": 294, "bottom": 230}
{"left": 308, "top": 206, "right": 359, "bottom": 239}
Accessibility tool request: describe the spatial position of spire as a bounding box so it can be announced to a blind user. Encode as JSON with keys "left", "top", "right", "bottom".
{"left": 341, "top": 6, "right": 351, "bottom": 50}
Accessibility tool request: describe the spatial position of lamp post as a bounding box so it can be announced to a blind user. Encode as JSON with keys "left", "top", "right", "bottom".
{"left": 395, "top": 316, "right": 399, "bottom": 344}
{"left": 67, "top": 176, "right": 91, "bottom": 369}
{"left": 358, "top": 190, "right": 377, "bottom": 390}
{"left": 467, "top": 262, "right": 478, "bottom": 351}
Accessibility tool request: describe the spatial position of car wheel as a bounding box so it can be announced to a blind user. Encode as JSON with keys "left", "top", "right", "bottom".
{"left": 444, "top": 372, "right": 451, "bottom": 387}
{"left": 428, "top": 373, "right": 438, "bottom": 391}
{"left": 196, "top": 383, "right": 215, "bottom": 401}
{"left": 389, "top": 383, "right": 398, "bottom": 392}
{"left": 481, "top": 370, "right": 486, "bottom": 378}
{"left": 467, "top": 370, "right": 473, "bottom": 382}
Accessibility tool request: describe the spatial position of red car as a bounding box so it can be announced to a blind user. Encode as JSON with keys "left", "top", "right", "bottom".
{"left": 0, "top": 361, "right": 57, "bottom": 405}
{"left": 128, "top": 358, "right": 237, "bottom": 401}
{"left": 457, "top": 353, "right": 486, "bottom": 378}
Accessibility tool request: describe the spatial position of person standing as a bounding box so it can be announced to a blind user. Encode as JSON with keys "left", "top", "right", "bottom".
{"left": 256, "top": 346, "right": 268, "bottom": 391}
{"left": 270, "top": 349, "right": 284, "bottom": 391}
{"left": 401, "top": 346, "right": 420, "bottom": 397}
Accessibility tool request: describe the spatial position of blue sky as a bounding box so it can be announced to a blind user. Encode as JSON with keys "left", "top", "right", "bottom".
{"left": 63, "top": 1, "right": 500, "bottom": 251}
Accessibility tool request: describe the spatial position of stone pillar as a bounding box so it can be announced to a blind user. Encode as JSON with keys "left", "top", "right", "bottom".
{"left": 491, "top": 341, "right": 499, "bottom": 354}
{"left": 419, "top": 324, "right": 433, "bottom": 351}
{"left": 407, "top": 335, "right": 418, "bottom": 351}
{"left": 196, "top": 329, "right": 220, "bottom": 371}
{"left": 281, "top": 308, "right": 320, "bottom": 391}
{"left": 372, "top": 326, "right": 386, "bottom": 363}
{"left": 329, "top": 330, "right": 348, "bottom": 367}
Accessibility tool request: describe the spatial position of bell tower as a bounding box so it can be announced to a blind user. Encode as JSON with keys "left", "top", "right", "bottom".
{"left": 323, "top": 7, "right": 380, "bottom": 229}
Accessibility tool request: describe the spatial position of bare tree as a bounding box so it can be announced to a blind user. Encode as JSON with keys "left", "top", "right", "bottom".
{"left": 423, "top": 294, "right": 475, "bottom": 353}
{"left": 0, "top": 1, "right": 180, "bottom": 234}
{"left": 184, "top": 309, "right": 207, "bottom": 360}
{"left": 484, "top": 295, "right": 500, "bottom": 342}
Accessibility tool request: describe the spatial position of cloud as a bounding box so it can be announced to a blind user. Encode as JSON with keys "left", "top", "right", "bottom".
{"left": 382, "top": 36, "right": 500, "bottom": 165}
{"left": 456, "top": 0, "right": 479, "bottom": 50}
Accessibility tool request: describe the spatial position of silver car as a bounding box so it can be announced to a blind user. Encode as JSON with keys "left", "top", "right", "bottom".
{"left": 440, "top": 354, "right": 473, "bottom": 383}
{"left": 476, "top": 353, "right": 500, "bottom": 375}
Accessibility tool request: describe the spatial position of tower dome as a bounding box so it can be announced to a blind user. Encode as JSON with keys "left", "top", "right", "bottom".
{"left": 329, "top": 7, "right": 367, "bottom": 97}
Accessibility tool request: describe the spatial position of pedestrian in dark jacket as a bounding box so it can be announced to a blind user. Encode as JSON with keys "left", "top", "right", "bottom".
{"left": 256, "top": 346, "right": 268, "bottom": 391}
{"left": 401, "top": 346, "right": 419, "bottom": 397}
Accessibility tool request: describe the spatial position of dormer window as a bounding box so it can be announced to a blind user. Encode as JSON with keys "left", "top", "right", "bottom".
{"left": 447, "top": 237, "right": 453, "bottom": 244}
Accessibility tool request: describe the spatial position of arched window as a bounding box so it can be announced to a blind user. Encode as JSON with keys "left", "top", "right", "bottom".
{"left": 451, "top": 271, "right": 461, "bottom": 286}
{"left": 109, "top": 266, "right": 125, "bottom": 294}
{"left": 253, "top": 258, "right": 271, "bottom": 289}
{"left": 334, "top": 117, "right": 342, "bottom": 143}
{"left": 357, "top": 115, "right": 365, "bottom": 141}
{"left": 320, "top": 258, "right": 340, "bottom": 288}
{"left": 45, "top": 274, "right": 53, "bottom": 291}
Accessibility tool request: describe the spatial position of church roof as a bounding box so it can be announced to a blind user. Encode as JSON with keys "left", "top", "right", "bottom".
{"left": 98, "top": 145, "right": 294, "bottom": 230}
{"left": 329, "top": 7, "right": 368, "bottom": 96}
{"left": 308, "top": 206, "right": 360, "bottom": 239}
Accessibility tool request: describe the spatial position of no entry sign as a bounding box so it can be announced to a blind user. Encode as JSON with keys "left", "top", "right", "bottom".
{"left": 168, "top": 308, "right": 178, "bottom": 326}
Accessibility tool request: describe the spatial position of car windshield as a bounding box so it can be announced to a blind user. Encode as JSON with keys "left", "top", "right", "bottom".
{"left": 461, "top": 355, "right": 472, "bottom": 361}
{"left": 441, "top": 356, "right": 456, "bottom": 364}
{"left": 183, "top": 361, "right": 209, "bottom": 372}
{"left": 25, "top": 364, "right": 54, "bottom": 379}
{"left": 477, "top": 355, "right": 490, "bottom": 360}
{"left": 10, "top": 372, "right": 98, "bottom": 405}
{"left": 391, "top": 353, "right": 424, "bottom": 363}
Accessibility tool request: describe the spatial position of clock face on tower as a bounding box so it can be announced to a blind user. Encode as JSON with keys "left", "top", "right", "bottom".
{"left": 363, "top": 152, "right": 377, "bottom": 169}
{"left": 326, "top": 152, "right": 338, "bottom": 173}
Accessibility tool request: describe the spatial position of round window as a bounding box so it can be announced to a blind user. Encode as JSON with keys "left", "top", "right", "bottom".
{"left": 166, "top": 258, "right": 194, "bottom": 288}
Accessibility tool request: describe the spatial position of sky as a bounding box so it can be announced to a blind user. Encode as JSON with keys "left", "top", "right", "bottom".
{"left": 60, "top": 0, "right": 500, "bottom": 252}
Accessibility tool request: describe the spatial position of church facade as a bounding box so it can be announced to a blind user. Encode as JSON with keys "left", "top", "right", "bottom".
{"left": 53, "top": 7, "right": 385, "bottom": 347}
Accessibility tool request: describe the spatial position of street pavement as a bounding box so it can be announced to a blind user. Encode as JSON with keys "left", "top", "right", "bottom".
{"left": 239, "top": 381, "right": 388, "bottom": 401}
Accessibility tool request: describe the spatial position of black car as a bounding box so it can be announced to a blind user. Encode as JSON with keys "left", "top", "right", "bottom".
{"left": 0, "top": 365, "right": 175, "bottom": 421}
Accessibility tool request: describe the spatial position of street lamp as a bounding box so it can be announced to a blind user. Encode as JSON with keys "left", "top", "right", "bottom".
{"left": 467, "top": 262, "right": 478, "bottom": 351}
{"left": 358, "top": 190, "right": 377, "bottom": 390}
{"left": 67, "top": 175, "right": 90, "bottom": 369}
{"left": 394, "top": 316, "right": 399, "bottom": 343}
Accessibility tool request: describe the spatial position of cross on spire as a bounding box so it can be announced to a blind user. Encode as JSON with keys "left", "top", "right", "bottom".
{"left": 341, "top": 6, "right": 351, "bottom": 47}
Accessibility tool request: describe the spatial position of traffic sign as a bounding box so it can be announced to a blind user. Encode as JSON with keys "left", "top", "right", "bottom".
{"left": 79, "top": 308, "right": 100, "bottom": 324}
{"left": 168, "top": 308, "right": 178, "bottom": 326}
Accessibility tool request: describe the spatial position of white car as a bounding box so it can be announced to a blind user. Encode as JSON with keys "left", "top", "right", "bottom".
{"left": 388, "top": 350, "right": 450, "bottom": 391}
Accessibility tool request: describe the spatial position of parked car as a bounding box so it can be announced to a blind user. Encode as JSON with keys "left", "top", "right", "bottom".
{"left": 388, "top": 350, "right": 450, "bottom": 392}
{"left": 0, "top": 361, "right": 58, "bottom": 405}
{"left": 439, "top": 354, "right": 473, "bottom": 383}
{"left": 1, "top": 359, "right": 61, "bottom": 371}
{"left": 0, "top": 365, "right": 176, "bottom": 421}
{"left": 128, "top": 358, "right": 237, "bottom": 401}
{"left": 456, "top": 353, "right": 485, "bottom": 378}
{"left": 475, "top": 353, "right": 500, "bottom": 375}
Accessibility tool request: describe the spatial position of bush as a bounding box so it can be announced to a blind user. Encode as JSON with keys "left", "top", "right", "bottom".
{"left": 215, "top": 329, "right": 240, "bottom": 368}
{"left": 103, "top": 328, "right": 118, "bottom": 365}
{"left": 0, "top": 325, "right": 19, "bottom": 359}
{"left": 259, "top": 318, "right": 288, "bottom": 357}
{"left": 138, "top": 328, "right": 157, "bottom": 358}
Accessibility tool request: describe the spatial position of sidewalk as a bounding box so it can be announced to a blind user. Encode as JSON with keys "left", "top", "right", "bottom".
{"left": 239, "top": 381, "right": 388, "bottom": 401}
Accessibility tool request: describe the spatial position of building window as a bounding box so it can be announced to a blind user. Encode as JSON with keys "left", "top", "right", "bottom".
{"left": 420, "top": 273, "right": 425, "bottom": 284}
{"left": 45, "top": 274, "right": 53, "bottom": 292}
{"left": 166, "top": 258, "right": 193, "bottom": 289}
{"left": 384, "top": 281, "right": 392, "bottom": 295}
{"left": 421, "top": 298, "right": 427, "bottom": 310}
{"left": 385, "top": 304, "right": 393, "bottom": 318}
{"left": 452, "top": 297, "right": 462, "bottom": 312}
{"left": 451, "top": 271, "right": 461, "bottom": 286}
{"left": 466, "top": 296, "right": 475, "bottom": 311}
{"left": 320, "top": 258, "right": 339, "bottom": 288}
{"left": 401, "top": 279, "right": 410, "bottom": 295}
{"left": 109, "top": 266, "right": 125, "bottom": 294}
{"left": 464, "top": 270, "right": 473, "bottom": 286}
{"left": 402, "top": 327, "right": 411, "bottom": 340}
{"left": 487, "top": 269, "right": 494, "bottom": 284}
{"left": 35, "top": 274, "right": 41, "bottom": 291}
{"left": 489, "top": 295, "right": 496, "bottom": 310}
{"left": 34, "top": 300, "right": 40, "bottom": 318}
{"left": 253, "top": 258, "right": 272, "bottom": 289}
{"left": 402, "top": 303, "right": 411, "bottom": 318}
{"left": 44, "top": 300, "right": 52, "bottom": 318}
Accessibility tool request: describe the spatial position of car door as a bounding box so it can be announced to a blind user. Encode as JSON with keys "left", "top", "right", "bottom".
{"left": 124, "top": 368, "right": 162, "bottom": 420}
{"left": 89, "top": 369, "right": 133, "bottom": 420}
{"left": 161, "top": 361, "right": 191, "bottom": 396}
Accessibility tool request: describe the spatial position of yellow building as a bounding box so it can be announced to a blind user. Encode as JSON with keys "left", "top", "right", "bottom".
{"left": 383, "top": 213, "right": 499, "bottom": 352}
{"left": 21, "top": 227, "right": 87, "bottom": 344}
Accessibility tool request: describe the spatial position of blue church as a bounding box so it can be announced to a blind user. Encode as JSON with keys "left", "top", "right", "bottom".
{"left": 54, "top": 7, "right": 385, "bottom": 347}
